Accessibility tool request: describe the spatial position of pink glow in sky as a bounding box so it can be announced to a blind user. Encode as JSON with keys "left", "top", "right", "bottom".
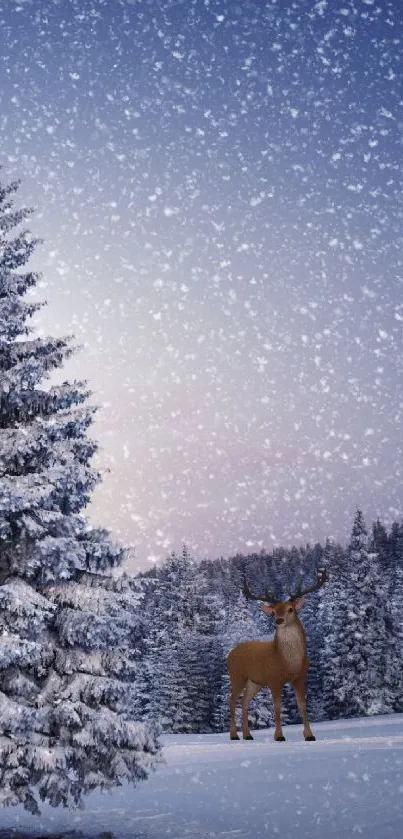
{"left": 1, "top": 0, "right": 403, "bottom": 569}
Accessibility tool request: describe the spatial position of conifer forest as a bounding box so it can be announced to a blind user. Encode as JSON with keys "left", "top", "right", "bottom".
{"left": 132, "top": 509, "right": 403, "bottom": 734}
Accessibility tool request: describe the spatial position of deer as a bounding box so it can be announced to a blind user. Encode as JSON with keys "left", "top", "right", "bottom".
{"left": 227, "top": 568, "right": 327, "bottom": 742}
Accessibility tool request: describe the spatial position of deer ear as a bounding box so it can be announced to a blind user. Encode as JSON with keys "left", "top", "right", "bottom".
{"left": 261, "top": 604, "right": 275, "bottom": 616}
{"left": 294, "top": 598, "right": 304, "bottom": 611}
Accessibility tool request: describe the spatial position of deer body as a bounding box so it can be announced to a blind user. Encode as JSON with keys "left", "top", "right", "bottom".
{"left": 228, "top": 631, "right": 307, "bottom": 689}
{"left": 227, "top": 570, "right": 327, "bottom": 742}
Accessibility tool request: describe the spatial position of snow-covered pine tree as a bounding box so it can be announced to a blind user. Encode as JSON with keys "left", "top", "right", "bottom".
{"left": 384, "top": 522, "right": 403, "bottom": 712}
{"left": 320, "top": 539, "right": 350, "bottom": 720}
{"left": 139, "top": 546, "right": 198, "bottom": 730}
{"left": 156, "top": 632, "right": 224, "bottom": 734}
{"left": 322, "top": 509, "right": 388, "bottom": 719}
{"left": 370, "top": 519, "right": 390, "bottom": 573}
{"left": 140, "top": 545, "right": 226, "bottom": 733}
{"left": 45, "top": 563, "right": 154, "bottom": 724}
{"left": 0, "top": 174, "right": 160, "bottom": 813}
{"left": 120, "top": 572, "right": 157, "bottom": 722}
{"left": 296, "top": 560, "right": 328, "bottom": 724}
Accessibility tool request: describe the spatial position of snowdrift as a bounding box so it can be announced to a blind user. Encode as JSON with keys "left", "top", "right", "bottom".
{"left": 2, "top": 714, "right": 403, "bottom": 839}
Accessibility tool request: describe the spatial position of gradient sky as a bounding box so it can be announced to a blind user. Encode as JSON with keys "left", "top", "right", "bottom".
{"left": 1, "top": 0, "right": 403, "bottom": 571}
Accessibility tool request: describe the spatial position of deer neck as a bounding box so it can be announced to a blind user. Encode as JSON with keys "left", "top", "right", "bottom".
{"left": 274, "top": 621, "right": 307, "bottom": 673}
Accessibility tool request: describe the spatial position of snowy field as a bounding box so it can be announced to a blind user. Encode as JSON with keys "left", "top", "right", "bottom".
{"left": 2, "top": 714, "right": 403, "bottom": 839}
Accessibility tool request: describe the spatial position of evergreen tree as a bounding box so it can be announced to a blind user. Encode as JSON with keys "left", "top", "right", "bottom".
{"left": 122, "top": 573, "right": 156, "bottom": 722}
{"left": 321, "top": 540, "right": 349, "bottom": 719}
{"left": 384, "top": 522, "right": 403, "bottom": 712}
{"left": 140, "top": 547, "right": 197, "bottom": 729}
{"left": 299, "top": 589, "right": 326, "bottom": 722}
{"left": 322, "top": 510, "right": 388, "bottom": 719}
{"left": 370, "top": 519, "right": 390, "bottom": 573}
{"left": 168, "top": 633, "right": 224, "bottom": 734}
{"left": 141, "top": 546, "right": 226, "bottom": 733}
{"left": 0, "top": 174, "right": 160, "bottom": 813}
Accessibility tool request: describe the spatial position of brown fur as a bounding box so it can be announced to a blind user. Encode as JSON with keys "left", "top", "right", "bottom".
{"left": 227, "top": 599, "right": 315, "bottom": 742}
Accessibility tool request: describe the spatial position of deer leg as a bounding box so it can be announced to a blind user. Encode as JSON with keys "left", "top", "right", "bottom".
{"left": 229, "top": 681, "right": 245, "bottom": 740}
{"left": 241, "top": 680, "right": 261, "bottom": 740}
{"left": 293, "top": 678, "right": 315, "bottom": 741}
{"left": 271, "top": 688, "right": 285, "bottom": 741}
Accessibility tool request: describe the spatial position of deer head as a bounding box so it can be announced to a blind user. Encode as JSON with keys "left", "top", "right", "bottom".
{"left": 262, "top": 599, "right": 304, "bottom": 627}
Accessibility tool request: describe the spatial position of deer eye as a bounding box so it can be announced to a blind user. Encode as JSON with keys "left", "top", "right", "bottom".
{"left": 288, "top": 607, "right": 293, "bottom": 613}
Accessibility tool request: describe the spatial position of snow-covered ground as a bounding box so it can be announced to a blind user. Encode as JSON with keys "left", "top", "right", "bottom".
{"left": 2, "top": 714, "right": 403, "bottom": 839}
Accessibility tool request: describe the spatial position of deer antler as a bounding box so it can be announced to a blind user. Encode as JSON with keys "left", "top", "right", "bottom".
{"left": 289, "top": 567, "right": 328, "bottom": 602}
{"left": 243, "top": 578, "right": 280, "bottom": 605}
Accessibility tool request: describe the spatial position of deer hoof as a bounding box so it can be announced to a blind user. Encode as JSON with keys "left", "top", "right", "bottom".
{"left": 243, "top": 734, "right": 254, "bottom": 740}
{"left": 305, "top": 735, "right": 316, "bottom": 741}
{"left": 275, "top": 735, "right": 286, "bottom": 742}
{"left": 230, "top": 734, "right": 240, "bottom": 741}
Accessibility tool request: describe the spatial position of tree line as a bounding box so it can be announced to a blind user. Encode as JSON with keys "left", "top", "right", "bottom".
{"left": 130, "top": 510, "right": 403, "bottom": 733}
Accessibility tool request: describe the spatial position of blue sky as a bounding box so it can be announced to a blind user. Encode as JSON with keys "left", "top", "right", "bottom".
{"left": 1, "top": 0, "right": 403, "bottom": 568}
